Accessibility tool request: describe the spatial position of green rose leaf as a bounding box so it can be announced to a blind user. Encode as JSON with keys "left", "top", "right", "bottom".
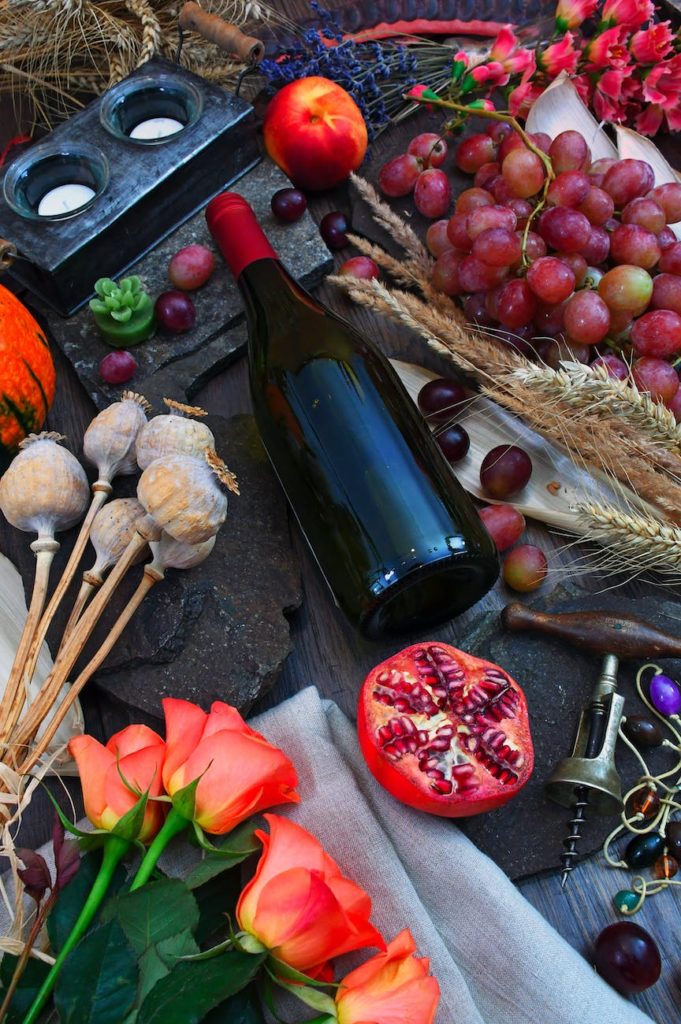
{"left": 48, "top": 850, "right": 127, "bottom": 954}
{"left": 202, "top": 984, "right": 266, "bottom": 1023}
{"left": 0, "top": 954, "right": 50, "bottom": 1023}
{"left": 137, "top": 950, "right": 266, "bottom": 1024}
{"left": 136, "top": 931, "right": 200, "bottom": 1006}
{"left": 102, "top": 878, "right": 200, "bottom": 957}
{"left": 187, "top": 819, "right": 259, "bottom": 877}
{"left": 53, "top": 920, "right": 138, "bottom": 1024}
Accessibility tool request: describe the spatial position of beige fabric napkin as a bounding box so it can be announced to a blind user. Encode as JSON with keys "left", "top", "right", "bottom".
{"left": 252, "top": 686, "right": 653, "bottom": 1024}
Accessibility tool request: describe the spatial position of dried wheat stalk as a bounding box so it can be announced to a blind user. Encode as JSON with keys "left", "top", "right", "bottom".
{"left": 350, "top": 173, "right": 432, "bottom": 273}
{"left": 575, "top": 502, "right": 681, "bottom": 578}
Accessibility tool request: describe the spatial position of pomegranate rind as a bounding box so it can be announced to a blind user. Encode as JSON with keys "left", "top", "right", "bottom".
{"left": 357, "top": 642, "right": 534, "bottom": 818}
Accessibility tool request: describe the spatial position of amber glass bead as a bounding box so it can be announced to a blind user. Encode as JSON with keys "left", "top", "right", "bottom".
{"left": 653, "top": 853, "right": 678, "bottom": 880}
{"left": 666, "top": 820, "right": 681, "bottom": 860}
{"left": 628, "top": 789, "right": 661, "bottom": 820}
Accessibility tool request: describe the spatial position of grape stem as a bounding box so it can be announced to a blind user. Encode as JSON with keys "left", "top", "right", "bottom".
{"left": 407, "top": 93, "right": 555, "bottom": 267}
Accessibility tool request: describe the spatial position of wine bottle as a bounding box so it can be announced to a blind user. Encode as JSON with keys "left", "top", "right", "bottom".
{"left": 206, "top": 193, "right": 498, "bottom": 638}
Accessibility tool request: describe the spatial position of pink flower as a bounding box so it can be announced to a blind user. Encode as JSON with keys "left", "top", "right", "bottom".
{"left": 635, "top": 103, "right": 664, "bottom": 134}
{"left": 473, "top": 26, "right": 534, "bottom": 86}
{"left": 538, "top": 32, "right": 580, "bottom": 75}
{"left": 584, "top": 26, "right": 631, "bottom": 67}
{"left": 592, "top": 90, "right": 629, "bottom": 122}
{"left": 508, "top": 78, "right": 544, "bottom": 117}
{"left": 571, "top": 73, "right": 593, "bottom": 106}
{"left": 598, "top": 66, "right": 634, "bottom": 101}
{"left": 592, "top": 66, "right": 636, "bottom": 122}
{"left": 630, "top": 21, "right": 674, "bottom": 62}
{"left": 663, "top": 106, "right": 681, "bottom": 132}
{"left": 601, "top": 0, "right": 654, "bottom": 28}
{"left": 407, "top": 84, "right": 435, "bottom": 111}
{"left": 642, "top": 55, "right": 681, "bottom": 110}
{"left": 555, "top": 0, "right": 599, "bottom": 30}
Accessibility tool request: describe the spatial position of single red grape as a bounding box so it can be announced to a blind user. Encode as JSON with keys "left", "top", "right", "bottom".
{"left": 486, "top": 121, "right": 512, "bottom": 143}
{"left": 545, "top": 338, "right": 590, "bottom": 368}
{"left": 667, "top": 388, "right": 681, "bottom": 420}
{"left": 651, "top": 272, "right": 681, "bottom": 316}
{"left": 446, "top": 212, "right": 473, "bottom": 251}
{"left": 503, "top": 544, "right": 548, "bottom": 592}
{"left": 648, "top": 183, "right": 681, "bottom": 223}
{"left": 557, "top": 252, "right": 588, "bottom": 286}
{"left": 480, "top": 444, "right": 533, "bottom": 498}
{"left": 496, "top": 279, "right": 536, "bottom": 328}
{"left": 621, "top": 197, "right": 666, "bottom": 234}
{"left": 598, "top": 265, "right": 654, "bottom": 314}
{"left": 549, "top": 131, "right": 590, "bottom": 172}
{"left": 168, "top": 244, "right": 215, "bottom": 290}
{"left": 526, "top": 256, "right": 575, "bottom": 304}
{"left": 99, "top": 349, "right": 137, "bottom": 384}
{"left": 603, "top": 159, "right": 655, "bottom": 206}
{"left": 320, "top": 211, "right": 350, "bottom": 249}
{"left": 533, "top": 299, "right": 568, "bottom": 337}
{"left": 580, "top": 226, "right": 610, "bottom": 265}
{"left": 458, "top": 255, "right": 508, "bottom": 292}
{"left": 547, "top": 170, "right": 590, "bottom": 208}
{"left": 270, "top": 188, "right": 307, "bottom": 223}
{"left": 590, "top": 157, "right": 618, "bottom": 179}
{"left": 463, "top": 291, "right": 494, "bottom": 326}
{"left": 455, "top": 187, "right": 494, "bottom": 215}
{"left": 578, "top": 187, "right": 615, "bottom": 225}
{"left": 518, "top": 231, "right": 547, "bottom": 265}
{"left": 657, "top": 226, "right": 676, "bottom": 249}
{"left": 563, "top": 290, "right": 610, "bottom": 344}
{"left": 378, "top": 154, "right": 420, "bottom": 197}
{"left": 492, "top": 177, "right": 518, "bottom": 204}
{"left": 436, "top": 423, "right": 470, "bottom": 463}
{"left": 504, "top": 198, "right": 532, "bottom": 229}
{"left": 593, "top": 923, "right": 661, "bottom": 994}
{"left": 591, "top": 352, "right": 629, "bottom": 380}
{"left": 432, "top": 251, "right": 463, "bottom": 295}
{"left": 479, "top": 504, "right": 526, "bottom": 551}
{"left": 498, "top": 132, "right": 526, "bottom": 162}
{"left": 417, "top": 378, "right": 467, "bottom": 423}
{"left": 539, "top": 207, "right": 592, "bottom": 252}
{"left": 154, "top": 290, "right": 196, "bottom": 333}
{"left": 471, "top": 227, "right": 521, "bottom": 267}
{"left": 408, "top": 133, "right": 448, "bottom": 168}
{"left": 659, "top": 241, "right": 681, "bottom": 274}
{"left": 456, "top": 133, "right": 496, "bottom": 173}
{"left": 426, "top": 220, "right": 454, "bottom": 257}
{"left": 414, "top": 168, "right": 452, "bottom": 218}
{"left": 338, "top": 256, "right": 379, "bottom": 280}
{"left": 467, "top": 204, "right": 516, "bottom": 240}
{"left": 474, "top": 162, "right": 501, "bottom": 191}
{"left": 502, "top": 148, "right": 545, "bottom": 198}
{"left": 631, "top": 309, "right": 681, "bottom": 357}
{"left": 632, "top": 357, "right": 679, "bottom": 403}
{"left": 528, "top": 131, "right": 552, "bottom": 154}
{"left": 610, "top": 223, "right": 661, "bottom": 270}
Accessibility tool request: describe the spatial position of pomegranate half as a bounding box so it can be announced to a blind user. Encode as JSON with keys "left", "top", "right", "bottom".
{"left": 358, "top": 642, "right": 534, "bottom": 817}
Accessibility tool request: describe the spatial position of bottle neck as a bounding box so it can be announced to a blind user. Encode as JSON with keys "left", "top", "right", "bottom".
{"left": 206, "top": 192, "right": 278, "bottom": 280}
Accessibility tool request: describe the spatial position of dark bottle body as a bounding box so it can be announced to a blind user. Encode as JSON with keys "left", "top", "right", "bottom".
{"left": 207, "top": 195, "right": 498, "bottom": 638}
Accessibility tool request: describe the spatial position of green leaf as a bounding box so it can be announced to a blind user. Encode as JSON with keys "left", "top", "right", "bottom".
{"left": 136, "top": 931, "right": 199, "bottom": 1006}
{"left": 54, "top": 920, "right": 138, "bottom": 1024}
{"left": 267, "top": 970, "right": 336, "bottom": 1016}
{"left": 0, "top": 954, "right": 50, "bottom": 1023}
{"left": 48, "top": 850, "right": 127, "bottom": 954}
{"left": 102, "top": 878, "right": 199, "bottom": 957}
{"left": 171, "top": 774, "right": 201, "bottom": 821}
{"left": 137, "top": 950, "right": 266, "bottom": 1024}
{"left": 268, "top": 958, "right": 336, "bottom": 989}
{"left": 42, "top": 787, "right": 100, "bottom": 842}
{"left": 192, "top": 867, "right": 242, "bottom": 946}
{"left": 203, "top": 984, "right": 265, "bottom": 1024}
{"left": 185, "top": 820, "right": 260, "bottom": 889}
{"left": 111, "top": 792, "right": 149, "bottom": 841}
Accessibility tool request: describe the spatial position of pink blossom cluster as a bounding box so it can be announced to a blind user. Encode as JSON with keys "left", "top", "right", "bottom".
{"left": 447, "top": 0, "right": 681, "bottom": 135}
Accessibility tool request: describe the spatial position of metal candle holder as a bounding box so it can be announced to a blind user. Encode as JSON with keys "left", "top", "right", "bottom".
{"left": 0, "top": 57, "right": 260, "bottom": 315}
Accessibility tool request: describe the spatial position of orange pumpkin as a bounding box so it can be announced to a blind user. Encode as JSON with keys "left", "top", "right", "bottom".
{"left": 0, "top": 284, "right": 56, "bottom": 460}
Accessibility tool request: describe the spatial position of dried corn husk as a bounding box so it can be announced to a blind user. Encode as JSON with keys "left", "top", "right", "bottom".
{"left": 0, "top": 554, "right": 82, "bottom": 767}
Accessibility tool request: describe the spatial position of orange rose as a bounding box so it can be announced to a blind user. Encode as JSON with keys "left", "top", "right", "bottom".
{"left": 68, "top": 724, "right": 166, "bottom": 843}
{"left": 336, "top": 929, "right": 440, "bottom": 1024}
{"left": 237, "top": 814, "right": 384, "bottom": 975}
{"left": 161, "top": 699, "right": 299, "bottom": 834}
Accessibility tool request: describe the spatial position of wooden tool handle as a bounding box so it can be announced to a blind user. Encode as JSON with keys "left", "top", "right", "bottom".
{"left": 178, "top": 2, "right": 264, "bottom": 63}
{"left": 502, "top": 603, "right": 681, "bottom": 659}
{"left": 0, "top": 239, "right": 17, "bottom": 272}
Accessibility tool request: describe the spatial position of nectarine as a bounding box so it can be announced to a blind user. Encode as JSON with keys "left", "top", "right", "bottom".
{"left": 263, "top": 76, "right": 368, "bottom": 192}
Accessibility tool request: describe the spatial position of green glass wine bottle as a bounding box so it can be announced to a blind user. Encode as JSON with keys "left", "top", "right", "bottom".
{"left": 206, "top": 193, "right": 498, "bottom": 638}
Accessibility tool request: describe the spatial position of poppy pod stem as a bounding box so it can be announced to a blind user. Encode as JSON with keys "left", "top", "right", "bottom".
{"left": 22, "top": 835, "right": 130, "bottom": 1024}
{"left": 129, "top": 806, "right": 189, "bottom": 891}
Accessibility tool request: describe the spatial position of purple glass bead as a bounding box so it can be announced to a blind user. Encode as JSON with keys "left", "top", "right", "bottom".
{"left": 649, "top": 674, "right": 681, "bottom": 717}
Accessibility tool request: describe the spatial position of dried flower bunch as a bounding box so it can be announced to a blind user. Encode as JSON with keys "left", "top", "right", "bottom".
{"left": 333, "top": 173, "right": 681, "bottom": 582}
{"left": 0, "top": 391, "right": 238, "bottom": 842}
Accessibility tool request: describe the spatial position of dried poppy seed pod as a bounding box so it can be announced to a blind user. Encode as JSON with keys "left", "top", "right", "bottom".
{"left": 149, "top": 533, "right": 216, "bottom": 574}
{"left": 136, "top": 398, "right": 215, "bottom": 470}
{"left": 87, "top": 497, "right": 147, "bottom": 582}
{"left": 137, "top": 449, "right": 238, "bottom": 545}
{"left": 83, "top": 391, "right": 150, "bottom": 485}
{"left": 0, "top": 433, "right": 89, "bottom": 543}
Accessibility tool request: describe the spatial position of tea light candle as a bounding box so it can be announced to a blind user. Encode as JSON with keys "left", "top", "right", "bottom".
{"left": 129, "top": 117, "right": 184, "bottom": 140}
{"left": 38, "top": 183, "right": 96, "bottom": 217}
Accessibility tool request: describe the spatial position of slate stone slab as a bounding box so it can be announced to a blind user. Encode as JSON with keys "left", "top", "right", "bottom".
{"left": 13, "top": 414, "right": 302, "bottom": 717}
{"left": 40, "top": 158, "right": 333, "bottom": 411}
{"left": 456, "top": 587, "right": 681, "bottom": 879}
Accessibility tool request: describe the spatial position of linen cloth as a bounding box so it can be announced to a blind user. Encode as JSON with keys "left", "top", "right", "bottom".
{"left": 252, "top": 686, "right": 653, "bottom": 1024}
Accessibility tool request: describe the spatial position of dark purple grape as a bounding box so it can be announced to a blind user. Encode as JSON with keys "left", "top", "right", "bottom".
{"left": 154, "top": 290, "right": 196, "bottom": 333}
{"left": 99, "top": 350, "right": 137, "bottom": 384}
{"left": 436, "top": 424, "right": 470, "bottom": 463}
{"left": 417, "top": 378, "right": 467, "bottom": 424}
{"left": 320, "top": 211, "right": 350, "bottom": 250}
{"left": 271, "top": 188, "right": 307, "bottom": 223}
{"left": 593, "top": 923, "right": 661, "bottom": 994}
{"left": 480, "top": 445, "right": 532, "bottom": 499}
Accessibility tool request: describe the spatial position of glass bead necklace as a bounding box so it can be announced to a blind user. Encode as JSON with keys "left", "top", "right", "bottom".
{"left": 601, "top": 663, "right": 681, "bottom": 915}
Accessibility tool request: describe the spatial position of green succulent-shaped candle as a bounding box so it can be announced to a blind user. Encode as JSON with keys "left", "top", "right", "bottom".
{"left": 89, "top": 276, "right": 155, "bottom": 347}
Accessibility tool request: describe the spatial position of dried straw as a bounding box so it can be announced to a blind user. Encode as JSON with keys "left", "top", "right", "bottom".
{"left": 575, "top": 502, "right": 681, "bottom": 580}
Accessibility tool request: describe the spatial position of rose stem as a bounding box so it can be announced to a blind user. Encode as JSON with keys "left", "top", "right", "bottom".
{"left": 129, "top": 808, "right": 189, "bottom": 891}
{"left": 15, "top": 485, "right": 112, "bottom": 722}
{"left": 0, "top": 537, "right": 60, "bottom": 743}
{"left": 18, "top": 563, "right": 164, "bottom": 774}
{"left": 4, "top": 517, "right": 161, "bottom": 760}
{"left": 21, "top": 836, "right": 130, "bottom": 1024}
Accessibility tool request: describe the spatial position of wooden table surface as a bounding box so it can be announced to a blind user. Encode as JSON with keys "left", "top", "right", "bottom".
{"left": 1, "top": 10, "right": 680, "bottom": 1019}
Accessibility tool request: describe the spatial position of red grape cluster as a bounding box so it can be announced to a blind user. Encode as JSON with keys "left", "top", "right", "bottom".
{"left": 417, "top": 376, "right": 548, "bottom": 591}
{"left": 380, "top": 123, "right": 681, "bottom": 420}
{"left": 379, "top": 133, "right": 452, "bottom": 218}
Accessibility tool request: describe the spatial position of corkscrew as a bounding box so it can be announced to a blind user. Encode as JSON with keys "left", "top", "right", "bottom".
{"left": 501, "top": 603, "right": 681, "bottom": 887}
